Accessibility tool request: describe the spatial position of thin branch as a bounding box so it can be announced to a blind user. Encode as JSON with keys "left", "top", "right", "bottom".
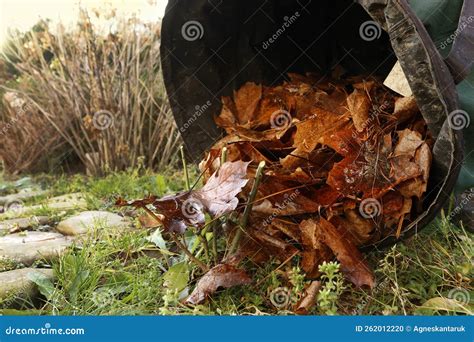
{"left": 230, "top": 160, "right": 266, "bottom": 254}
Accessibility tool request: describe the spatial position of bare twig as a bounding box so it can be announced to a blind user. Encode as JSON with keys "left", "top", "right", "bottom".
{"left": 180, "top": 146, "right": 191, "bottom": 191}
{"left": 230, "top": 161, "right": 266, "bottom": 254}
{"left": 170, "top": 233, "right": 209, "bottom": 273}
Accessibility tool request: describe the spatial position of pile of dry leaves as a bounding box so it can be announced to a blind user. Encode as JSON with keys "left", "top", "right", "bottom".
{"left": 118, "top": 73, "right": 433, "bottom": 311}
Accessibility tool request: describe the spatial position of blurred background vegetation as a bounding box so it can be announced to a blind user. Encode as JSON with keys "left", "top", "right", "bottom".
{"left": 0, "top": 8, "right": 181, "bottom": 176}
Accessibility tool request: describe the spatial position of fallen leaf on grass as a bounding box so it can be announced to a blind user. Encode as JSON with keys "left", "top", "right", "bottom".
{"left": 301, "top": 248, "right": 333, "bottom": 279}
{"left": 116, "top": 192, "right": 201, "bottom": 233}
{"left": 330, "top": 211, "right": 375, "bottom": 246}
{"left": 117, "top": 161, "right": 249, "bottom": 233}
{"left": 300, "top": 220, "right": 335, "bottom": 278}
{"left": 195, "top": 161, "right": 250, "bottom": 217}
{"left": 251, "top": 229, "right": 300, "bottom": 261}
{"left": 185, "top": 264, "right": 252, "bottom": 305}
{"left": 301, "top": 218, "right": 374, "bottom": 288}
{"left": 294, "top": 281, "right": 321, "bottom": 314}
{"left": 416, "top": 297, "right": 473, "bottom": 315}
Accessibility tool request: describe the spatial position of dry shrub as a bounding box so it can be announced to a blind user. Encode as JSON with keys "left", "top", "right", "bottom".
{"left": 0, "top": 92, "right": 66, "bottom": 174}
{"left": 1, "top": 11, "right": 181, "bottom": 175}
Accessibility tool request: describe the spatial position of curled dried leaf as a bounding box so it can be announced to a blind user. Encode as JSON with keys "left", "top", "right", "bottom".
{"left": 347, "top": 88, "right": 371, "bottom": 133}
{"left": 117, "top": 161, "right": 249, "bottom": 233}
{"left": 294, "top": 281, "right": 321, "bottom": 315}
{"left": 301, "top": 218, "right": 374, "bottom": 288}
{"left": 196, "top": 160, "right": 250, "bottom": 217}
{"left": 186, "top": 264, "right": 252, "bottom": 305}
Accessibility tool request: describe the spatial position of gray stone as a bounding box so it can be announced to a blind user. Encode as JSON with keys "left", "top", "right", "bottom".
{"left": 44, "top": 193, "right": 87, "bottom": 210}
{"left": 0, "top": 216, "right": 50, "bottom": 235}
{"left": 56, "top": 211, "right": 130, "bottom": 236}
{"left": 0, "top": 190, "right": 48, "bottom": 206}
{"left": 0, "top": 268, "right": 54, "bottom": 302}
{"left": 0, "top": 232, "right": 72, "bottom": 266}
{"left": 0, "top": 193, "right": 87, "bottom": 220}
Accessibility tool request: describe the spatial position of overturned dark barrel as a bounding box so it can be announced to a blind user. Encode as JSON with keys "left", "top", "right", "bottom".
{"left": 161, "top": 0, "right": 466, "bottom": 247}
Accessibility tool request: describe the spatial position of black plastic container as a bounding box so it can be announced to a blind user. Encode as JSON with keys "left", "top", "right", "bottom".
{"left": 161, "top": 0, "right": 468, "bottom": 247}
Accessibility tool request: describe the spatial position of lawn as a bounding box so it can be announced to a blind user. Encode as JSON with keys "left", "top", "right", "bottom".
{"left": 0, "top": 169, "right": 472, "bottom": 316}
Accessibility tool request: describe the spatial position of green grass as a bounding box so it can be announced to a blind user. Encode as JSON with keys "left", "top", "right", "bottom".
{"left": 47, "top": 167, "right": 194, "bottom": 197}
{"left": 1, "top": 170, "right": 472, "bottom": 315}
{"left": 341, "top": 219, "right": 473, "bottom": 315}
